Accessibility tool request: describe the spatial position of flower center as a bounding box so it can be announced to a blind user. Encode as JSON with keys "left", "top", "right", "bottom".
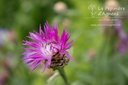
{"left": 40, "top": 42, "right": 58, "bottom": 58}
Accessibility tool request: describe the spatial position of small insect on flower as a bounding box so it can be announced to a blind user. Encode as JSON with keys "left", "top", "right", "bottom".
{"left": 22, "top": 22, "right": 74, "bottom": 73}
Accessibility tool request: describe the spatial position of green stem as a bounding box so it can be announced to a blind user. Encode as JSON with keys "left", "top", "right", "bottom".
{"left": 57, "top": 68, "right": 70, "bottom": 85}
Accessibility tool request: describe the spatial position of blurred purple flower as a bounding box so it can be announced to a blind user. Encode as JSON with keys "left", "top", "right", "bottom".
{"left": 115, "top": 20, "right": 128, "bottom": 54}
{"left": 22, "top": 22, "right": 74, "bottom": 73}
{"left": 118, "top": 38, "right": 128, "bottom": 54}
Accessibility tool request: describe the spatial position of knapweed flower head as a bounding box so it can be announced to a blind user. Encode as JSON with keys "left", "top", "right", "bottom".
{"left": 22, "top": 22, "right": 74, "bottom": 73}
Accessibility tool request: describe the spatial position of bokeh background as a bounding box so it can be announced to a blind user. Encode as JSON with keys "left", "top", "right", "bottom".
{"left": 0, "top": 0, "right": 128, "bottom": 85}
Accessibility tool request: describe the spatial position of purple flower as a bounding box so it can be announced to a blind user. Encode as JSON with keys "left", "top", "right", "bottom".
{"left": 22, "top": 22, "right": 74, "bottom": 73}
{"left": 115, "top": 20, "right": 128, "bottom": 54}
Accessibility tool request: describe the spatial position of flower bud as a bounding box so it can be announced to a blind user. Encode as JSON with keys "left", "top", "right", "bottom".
{"left": 54, "top": 2, "right": 67, "bottom": 13}
{"left": 105, "top": 0, "right": 119, "bottom": 13}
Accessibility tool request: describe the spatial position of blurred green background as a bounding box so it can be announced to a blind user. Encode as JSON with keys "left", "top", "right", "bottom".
{"left": 0, "top": 0, "right": 128, "bottom": 85}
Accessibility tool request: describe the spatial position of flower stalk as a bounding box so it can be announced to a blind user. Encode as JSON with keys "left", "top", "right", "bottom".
{"left": 57, "top": 68, "right": 70, "bottom": 85}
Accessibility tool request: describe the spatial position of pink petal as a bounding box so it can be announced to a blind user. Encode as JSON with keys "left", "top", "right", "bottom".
{"left": 64, "top": 51, "right": 74, "bottom": 61}
{"left": 42, "top": 58, "right": 51, "bottom": 73}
